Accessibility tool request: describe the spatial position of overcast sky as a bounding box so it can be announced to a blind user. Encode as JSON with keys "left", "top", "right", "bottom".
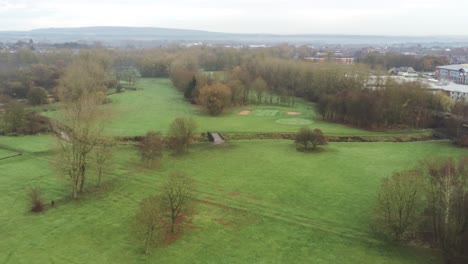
{"left": 0, "top": 0, "right": 467, "bottom": 35}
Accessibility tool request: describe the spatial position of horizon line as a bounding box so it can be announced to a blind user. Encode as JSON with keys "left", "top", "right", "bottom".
{"left": 0, "top": 26, "right": 468, "bottom": 39}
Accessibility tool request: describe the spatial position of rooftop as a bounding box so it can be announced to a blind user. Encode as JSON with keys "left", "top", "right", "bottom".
{"left": 435, "top": 64, "right": 468, "bottom": 72}
{"left": 430, "top": 82, "right": 468, "bottom": 93}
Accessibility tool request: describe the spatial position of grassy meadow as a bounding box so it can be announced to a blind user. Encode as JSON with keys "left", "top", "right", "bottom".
{"left": 1, "top": 78, "right": 465, "bottom": 263}
{"left": 1, "top": 135, "right": 466, "bottom": 263}
{"left": 43, "top": 78, "right": 427, "bottom": 137}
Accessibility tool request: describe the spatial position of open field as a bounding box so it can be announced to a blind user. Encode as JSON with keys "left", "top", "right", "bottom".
{"left": 1, "top": 135, "right": 465, "bottom": 263}
{"left": 46, "top": 78, "right": 428, "bottom": 137}
{"left": 0, "top": 148, "right": 17, "bottom": 159}
{"left": 2, "top": 78, "right": 461, "bottom": 263}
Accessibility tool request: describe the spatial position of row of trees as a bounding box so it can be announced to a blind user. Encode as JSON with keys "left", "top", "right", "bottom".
{"left": 317, "top": 80, "right": 449, "bottom": 129}
{"left": 169, "top": 53, "right": 453, "bottom": 130}
{"left": 168, "top": 55, "right": 371, "bottom": 116}
{"left": 137, "top": 119, "right": 197, "bottom": 254}
{"left": 357, "top": 52, "right": 450, "bottom": 72}
{"left": 375, "top": 157, "right": 468, "bottom": 262}
{"left": 0, "top": 49, "right": 139, "bottom": 106}
{"left": 2, "top": 46, "right": 452, "bottom": 130}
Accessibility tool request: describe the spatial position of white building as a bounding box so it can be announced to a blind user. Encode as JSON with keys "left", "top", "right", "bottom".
{"left": 430, "top": 82, "right": 468, "bottom": 101}
{"left": 435, "top": 64, "right": 468, "bottom": 85}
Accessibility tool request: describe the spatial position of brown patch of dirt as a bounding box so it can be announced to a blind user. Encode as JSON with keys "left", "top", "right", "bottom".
{"left": 162, "top": 212, "right": 197, "bottom": 244}
{"left": 163, "top": 231, "right": 184, "bottom": 244}
{"left": 287, "top": 111, "right": 301, "bottom": 115}
{"left": 238, "top": 110, "right": 252, "bottom": 115}
{"left": 228, "top": 191, "right": 241, "bottom": 196}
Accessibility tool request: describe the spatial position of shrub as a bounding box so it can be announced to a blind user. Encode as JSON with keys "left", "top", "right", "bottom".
{"left": 27, "top": 87, "right": 48, "bottom": 105}
{"left": 28, "top": 187, "right": 45, "bottom": 213}
{"left": 198, "top": 83, "right": 232, "bottom": 116}
{"left": 454, "top": 135, "right": 468, "bottom": 148}
{"left": 2, "top": 102, "right": 26, "bottom": 134}
{"left": 116, "top": 84, "right": 124, "bottom": 93}
{"left": 295, "top": 127, "right": 327, "bottom": 151}
{"left": 168, "top": 118, "right": 197, "bottom": 154}
{"left": 140, "top": 131, "right": 164, "bottom": 168}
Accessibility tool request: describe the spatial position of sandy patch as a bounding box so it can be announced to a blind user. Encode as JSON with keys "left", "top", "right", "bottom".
{"left": 287, "top": 112, "right": 302, "bottom": 115}
{"left": 238, "top": 110, "right": 252, "bottom": 115}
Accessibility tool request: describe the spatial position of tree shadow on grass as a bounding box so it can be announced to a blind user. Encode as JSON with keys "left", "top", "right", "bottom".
{"left": 295, "top": 146, "right": 328, "bottom": 154}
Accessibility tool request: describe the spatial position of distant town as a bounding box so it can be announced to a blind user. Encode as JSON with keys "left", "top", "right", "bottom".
{"left": 2, "top": 27, "right": 467, "bottom": 102}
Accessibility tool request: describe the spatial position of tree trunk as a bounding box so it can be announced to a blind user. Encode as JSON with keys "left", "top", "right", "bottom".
{"left": 79, "top": 163, "right": 86, "bottom": 193}
{"left": 97, "top": 170, "right": 102, "bottom": 187}
{"left": 171, "top": 216, "right": 176, "bottom": 233}
{"left": 144, "top": 226, "right": 153, "bottom": 254}
{"left": 72, "top": 175, "right": 79, "bottom": 199}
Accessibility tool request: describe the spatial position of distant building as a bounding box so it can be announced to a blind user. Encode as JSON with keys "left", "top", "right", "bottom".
{"left": 304, "top": 57, "right": 354, "bottom": 64}
{"left": 388, "top": 67, "right": 417, "bottom": 77}
{"left": 429, "top": 82, "right": 468, "bottom": 101}
{"left": 435, "top": 64, "right": 468, "bottom": 85}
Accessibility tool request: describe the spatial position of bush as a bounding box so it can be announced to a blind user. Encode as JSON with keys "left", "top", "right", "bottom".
{"left": 2, "top": 103, "right": 50, "bottom": 135}
{"left": 2, "top": 102, "right": 26, "bottom": 134}
{"left": 140, "top": 131, "right": 164, "bottom": 168}
{"left": 198, "top": 83, "right": 232, "bottom": 116}
{"left": 27, "top": 87, "right": 48, "bottom": 105}
{"left": 295, "top": 127, "right": 327, "bottom": 151}
{"left": 28, "top": 187, "right": 45, "bottom": 213}
{"left": 116, "top": 84, "right": 124, "bottom": 93}
{"left": 168, "top": 118, "right": 197, "bottom": 154}
{"left": 454, "top": 135, "right": 468, "bottom": 148}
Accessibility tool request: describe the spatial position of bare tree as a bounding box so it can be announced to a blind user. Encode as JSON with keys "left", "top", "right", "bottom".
{"left": 251, "top": 77, "right": 267, "bottom": 104}
{"left": 424, "top": 157, "right": 468, "bottom": 255}
{"left": 295, "top": 126, "right": 312, "bottom": 150}
{"left": 161, "top": 173, "right": 193, "bottom": 233}
{"left": 374, "top": 170, "right": 424, "bottom": 240}
{"left": 28, "top": 187, "right": 45, "bottom": 213}
{"left": 134, "top": 195, "right": 164, "bottom": 254}
{"left": 94, "top": 138, "right": 114, "bottom": 187}
{"left": 168, "top": 118, "right": 197, "bottom": 154}
{"left": 140, "top": 131, "right": 164, "bottom": 168}
{"left": 53, "top": 56, "right": 108, "bottom": 199}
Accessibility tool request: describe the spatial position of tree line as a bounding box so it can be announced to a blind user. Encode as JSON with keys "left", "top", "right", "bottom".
{"left": 375, "top": 156, "right": 468, "bottom": 263}
{"left": 356, "top": 52, "right": 450, "bottom": 72}
{"left": 317, "top": 80, "right": 448, "bottom": 129}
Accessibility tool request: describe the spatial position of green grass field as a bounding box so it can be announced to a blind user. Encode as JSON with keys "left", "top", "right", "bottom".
{"left": 43, "top": 78, "right": 426, "bottom": 137}
{"left": 1, "top": 134, "right": 465, "bottom": 263}
{"left": 2, "top": 78, "right": 462, "bottom": 263}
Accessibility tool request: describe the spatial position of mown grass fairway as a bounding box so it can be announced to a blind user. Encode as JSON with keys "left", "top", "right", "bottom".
{"left": 2, "top": 78, "right": 461, "bottom": 263}
{"left": 1, "top": 135, "right": 465, "bottom": 263}
{"left": 45, "top": 78, "right": 422, "bottom": 137}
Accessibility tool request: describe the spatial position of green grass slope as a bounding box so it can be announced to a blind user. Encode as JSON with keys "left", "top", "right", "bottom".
{"left": 1, "top": 135, "right": 464, "bottom": 263}
{"left": 95, "top": 78, "right": 422, "bottom": 137}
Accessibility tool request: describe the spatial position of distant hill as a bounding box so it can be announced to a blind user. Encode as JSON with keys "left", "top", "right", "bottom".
{"left": 29, "top": 26, "right": 220, "bottom": 37}
{"left": 1, "top": 26, "right": 468, "bottom": 46}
